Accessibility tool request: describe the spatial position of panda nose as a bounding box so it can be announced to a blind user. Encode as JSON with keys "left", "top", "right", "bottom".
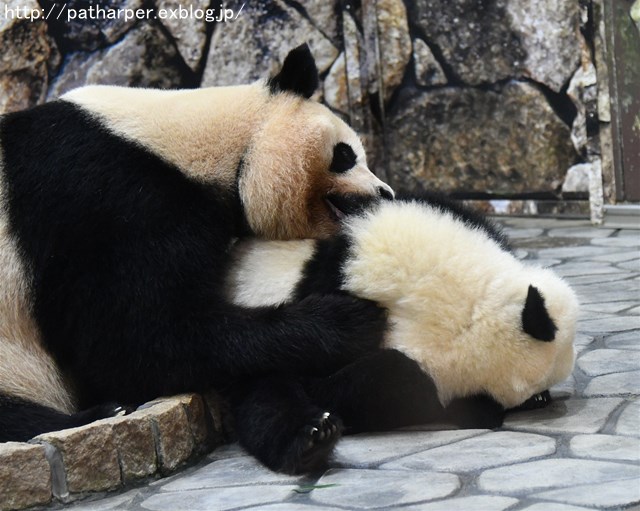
{"left": 378, "top": 186, "right": 394, "bottom": 200}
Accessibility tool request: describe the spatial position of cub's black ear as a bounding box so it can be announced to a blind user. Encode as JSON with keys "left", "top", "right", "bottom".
{"left": 267, "top": 43, "right": 319, "bottom": 99}
{"left": 522, "top": 285, "right": 557, "bottom": 342}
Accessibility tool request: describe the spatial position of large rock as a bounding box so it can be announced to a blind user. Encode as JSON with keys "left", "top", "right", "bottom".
{"left": 39, "top": 0, "right": 143, "bottom": 52}
{"left": 0, "top": 0, "right": 58, "bottom": 113}
{"left": 157, "top": 0, "right": 209, "bottom": 71}
{"left": 324, "top": 52, "right": 349, "bottom": 115}
{"left": 48, "top": 22, "right": 186, "bottom": 99}
{"left": 386, "top": 82, "right": 578, "bottom": 195}
{"left": 296, "top": 0, "right": 339, "bottom": 44}
{"left": 376, "top": 0, "right": 412, "bottom": 102}
{"left": 411, "top": 0, "right": 581, "bottom": 91}
{"left": 202, "top": 0, "right": 337, "bottom": 87}
{"left": 413, "top": 38, "right": 447, "bottom": 87}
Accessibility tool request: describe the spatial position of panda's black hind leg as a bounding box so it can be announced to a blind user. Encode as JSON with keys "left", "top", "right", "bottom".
{"left": 0, "top": 394, "right": 130, "bottom": 443}
{"left": 229, "top": 376, "right": 343, "bottom": 474}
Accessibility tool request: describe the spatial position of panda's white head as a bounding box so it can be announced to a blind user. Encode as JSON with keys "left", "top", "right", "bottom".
{"left": 62, "top": 44, "right": 393, "bottom": 241}
{"left": 239, "top": 44, "right": 393, "bottom": 239}
{"left": 342, "top": 200, "right": 579, "bottom": 409}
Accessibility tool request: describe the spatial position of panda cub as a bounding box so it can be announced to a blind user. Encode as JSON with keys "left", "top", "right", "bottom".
{"left": 225, "top": 193, "right": 579, "bottom": 473}
{"left": 0, "top": 45, "right": 392, "bottom": 442}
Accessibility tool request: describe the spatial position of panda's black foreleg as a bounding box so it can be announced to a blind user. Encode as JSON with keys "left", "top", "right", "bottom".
{"left": 303, "top": 349, "right": 506, "bottom": 433}
{"left": 442, "top": 394, "right": 506, "bottom": 429}
{"left": 227, "top": 376, "right": 343, "bottom": 474}
{"left": 303, "top": 349, "right": 446, "bottom": 433}
{"left": 0, "top": 394, "right": 127, "bottom": 443}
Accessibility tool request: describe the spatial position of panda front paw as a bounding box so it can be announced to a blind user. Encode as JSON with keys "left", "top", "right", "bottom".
{"left": 282, "top": 410, "right": 343, "bottom": 474}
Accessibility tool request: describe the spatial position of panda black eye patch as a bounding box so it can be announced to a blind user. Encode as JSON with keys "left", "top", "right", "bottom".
{"left": 330, "top": 143, "right": 357, "bottom": 174}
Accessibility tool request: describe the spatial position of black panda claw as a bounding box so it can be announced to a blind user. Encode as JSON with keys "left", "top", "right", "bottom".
{"left": 285, "top": 410, "right": 343, "bottom": 473}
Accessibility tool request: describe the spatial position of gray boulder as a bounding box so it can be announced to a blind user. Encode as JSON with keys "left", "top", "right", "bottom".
{"left": 386, "top": 81, "right": 578, "bottom": 195}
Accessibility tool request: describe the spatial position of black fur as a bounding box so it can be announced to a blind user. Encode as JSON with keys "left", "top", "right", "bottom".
{"left": 330, "top": 143, "right": 357, "bottom": 174}
{"left": 267, "top": 43, "right": 319, "bottom": 99}
{"left": 230, "top": 195, "right": 544, "bottom": 473}
{"left": 229, "top": 350, "right": 508, "bottom": 472}
{"left": 229, "top": 376, "right": 343, "bottom": 474}
{"left": 0, "top": 394, "right": 125, "bottom": 442}
{"left": 522, "top": 285, "right": 557, "bottom": 341}
{"left": 294, "top": 235, "right": 351, "bottom": 299}
{"left": 0, "top": 99, "right": 385, "bottom": 430}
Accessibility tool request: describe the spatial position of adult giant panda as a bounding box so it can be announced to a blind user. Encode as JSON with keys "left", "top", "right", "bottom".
{"left": 224, "top": 193, "right": 579, "bottom": 473}
{"left": 0, "top": 45, "right": 393, "bottom": 442}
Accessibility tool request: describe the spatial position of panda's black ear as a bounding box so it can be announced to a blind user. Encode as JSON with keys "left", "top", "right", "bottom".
{"left": 522, "top": 285, "right": 557, "bottom": 342}
{"left": 267, "top": 44, "right": 319, "bottom": 99}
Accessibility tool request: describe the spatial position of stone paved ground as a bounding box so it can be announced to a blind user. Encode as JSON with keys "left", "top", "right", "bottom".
{"left": 55, "top": 218, "right": 639, "bottom": 511}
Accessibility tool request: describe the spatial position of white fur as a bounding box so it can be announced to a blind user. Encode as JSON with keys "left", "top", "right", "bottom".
{"left": 227, "top": 200, "right": 579, "bottom": 409}
{"left": 226, "top": 239, "right": 314, "bottom": 307}
{"left": 0, "top": 153, "right": 76, "bottom": 413}
{"left": 63, "top": 84, "right": 393, "bottom": 240}
{"left": 342, "top": 201, "right": 578, "bottom": 408}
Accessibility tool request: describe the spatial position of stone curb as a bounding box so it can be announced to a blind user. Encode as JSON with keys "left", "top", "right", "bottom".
{"left": 0, "top": 393, "right": 225, "bottom": 511}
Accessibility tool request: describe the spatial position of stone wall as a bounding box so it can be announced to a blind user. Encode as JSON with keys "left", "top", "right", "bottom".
{"left": 0, "top": 394, "right": 225, "bottom": 510}
{"left": 0, "top": 0, "right": 606, "bottom": 207}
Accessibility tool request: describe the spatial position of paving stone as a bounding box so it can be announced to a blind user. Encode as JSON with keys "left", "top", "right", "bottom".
{"left": 309, "top": 469, "right": 460, "bottom": 509}
{"left": 554, "top": 262, "right": 626, "bottom": 277}
{"left": 583, "top": 371, "right": 640, "bottom": 397}
{"left": 574, "top": 280, "right": 640, "bottom": 294}
{"left": 160, "top": 456, "right": 303, "bottom": 491}
{"left": 588, "top": 251, "right": 640, "bottom": 263}
{"left": 505, "top": 398, "right": 623, "bottom": 434}
{"left": 582, "top": 301, "right": 640, "bottom": 314}
{"left": 477, "top": 458, "right": 639, "bottom": 495}
{"left": 577, "top": 349, "right": 640, "bottom": 376}
{"left": 333, "top": 429, "right": 486, "bottom": 467}
{"left": 402, "top": 495, "right": 519, "bottom": 511}
{"left": 206, "top": 442, "right": 247, "bottom": 461}
{"left": 535, "top": 477, "right": 640, "bottom": 508}
{"left": 578, "top": 316, "right": 640, "bottom": 333}
{"left": 550, "top": 374, "right": 576, "bottom": 397}
{"left": 548, "top": 227, "right": 615, "bottom": 238}
{"left": 380, "top": 432, "right": 555, "bottom": 472}
{"left": 578, "top": 290, "right": 640, "bottom": 304}
{"left": 141, "top": 486, "right": 295, "bottom": 511}
{"left": 574, "top": 333, "right": 596, "bottom": 349}
{"left": 521, "top": 504, "right": 598, "bottom": 511}
{"left": 615, "top": 399, "right": 640, "bottom": 437}
{"left": 243, "top": 504, "right": 344, "bottom": 511}
{"left": 591, "top": 237, "right": 640, "bottom": 248}
{"left": 618, "top": 259, "right": 640, "bottom": 271}
{"left": 501, "top": 227, "right": 544, "bottom": 239}
{"left": 566, "top": 273, "right": 635, "bottom": 286}
{"left": 569, "top": 434, "right": 640, "bottom": 462}
{"left": 66, "top": 488, "right": 141, "bottom": 510}
{"left": 535, "top": 246, "right": 622, "bottom": 259}
{"left": 0, "top": 442, "right": 52, "bottom": 510}
{"left": 527, "top": 258, "right": 562, "bottom": 268}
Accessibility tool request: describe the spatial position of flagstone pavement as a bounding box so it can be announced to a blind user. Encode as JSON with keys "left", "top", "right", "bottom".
{"left": 54, "top": 217, "right": 640, "bottom": 511}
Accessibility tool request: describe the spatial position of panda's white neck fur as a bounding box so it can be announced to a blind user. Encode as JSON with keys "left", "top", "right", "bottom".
{"left": 62, "top": 84, "right": 271, "bottom": 187}
{"left": 226, "top": 238, "right": 316, "bottom": 307}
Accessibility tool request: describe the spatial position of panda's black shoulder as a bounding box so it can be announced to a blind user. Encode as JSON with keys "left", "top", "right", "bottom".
{"left": 294, "top": 234, "right": 351, "bottom": 299}
{"left": 397, "top": 191, "right": 511, "bottom": 250}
